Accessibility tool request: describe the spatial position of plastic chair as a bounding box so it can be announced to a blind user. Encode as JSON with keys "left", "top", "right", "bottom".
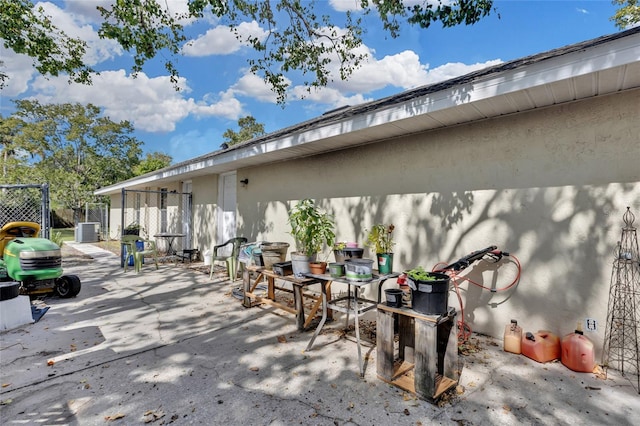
{"left": 121, "top": 235, "right": 159, "bottom": 273}
{"left": 210, "top": 237, "right": 248, "bottom": 280}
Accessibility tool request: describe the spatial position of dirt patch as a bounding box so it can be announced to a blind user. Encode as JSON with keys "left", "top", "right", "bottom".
{"left": 61, "top": 244, "right": 93, "bottom": 267}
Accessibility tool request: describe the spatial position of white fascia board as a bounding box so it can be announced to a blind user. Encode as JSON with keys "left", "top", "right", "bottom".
{"left": 350, "top": 33, "right": 640, "bottom": 133}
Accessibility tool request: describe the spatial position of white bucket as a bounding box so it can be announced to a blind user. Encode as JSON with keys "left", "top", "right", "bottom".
{"left": 203, "top": 250, "right": 212, "bottom": 266}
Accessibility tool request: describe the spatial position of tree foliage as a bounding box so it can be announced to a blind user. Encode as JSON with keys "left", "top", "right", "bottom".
{"left": 0, "top": 114, "right": 32, "bottom": 182}
{"left": 4, "top": 101, "right": 143, "bottom": 214}
{"left": 222, "top": 116, "right": 266, "bottom": 147}
{"left": 133, "top": 151, "right": 173, "bottom": 175}
{"left": 0, "top": 0, "right": 93, "bottom": 88}
{"left": 611, "top": 0, "right": 640, "bottom": 29}
{"left": 1, "top": 0, "right": 497, "bottom": 103}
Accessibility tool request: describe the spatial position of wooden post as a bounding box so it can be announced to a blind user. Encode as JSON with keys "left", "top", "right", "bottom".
{"left": 242, "top": 267, "right": 251, "bottom": 308}
{"left": 414, "top": 318, "right": 438, "bottom": 399}
{"left": 376, "top": 308, "right": 395, "bottom": 380}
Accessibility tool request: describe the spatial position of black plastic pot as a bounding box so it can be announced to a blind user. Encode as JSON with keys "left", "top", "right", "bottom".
{"left": 334, "top": 247, "right": 364, "bottom": 263}
{"left": 408, "top": 272, "right": 450, "bottom": 315}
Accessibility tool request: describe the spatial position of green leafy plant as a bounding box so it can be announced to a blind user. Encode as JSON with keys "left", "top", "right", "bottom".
{"left": 50, "top": 231, "right": 64, "bottom": 248}
{"left": 333, "top": 241, "right": 347, "bottom": 250}
{"left": 365, "top": 224, "right": 395, "bottom": 254}
{"left": 406, "top": 266, "right": 439, "bottom": 282}
{"left": 288, "top": 199, "right": 335, "bottom": 257}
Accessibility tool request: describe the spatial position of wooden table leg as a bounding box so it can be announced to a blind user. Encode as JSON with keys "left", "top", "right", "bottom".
{"left": 267, "top": 276, "right": 275, "bottom": 300}
{"left": 294, "top": 284, "right": 305, "bottom": 331}
{"left": 242, "top": 267, "right": 251, "bottom": 308}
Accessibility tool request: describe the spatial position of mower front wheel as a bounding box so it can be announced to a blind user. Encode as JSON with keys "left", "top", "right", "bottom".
{"left": 55, "top": 275, "right": 81, "bottom": 298}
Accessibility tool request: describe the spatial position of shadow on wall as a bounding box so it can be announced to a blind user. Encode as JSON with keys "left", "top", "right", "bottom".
{"left": 237, "top": 181, "right": 638, "bottom": 343}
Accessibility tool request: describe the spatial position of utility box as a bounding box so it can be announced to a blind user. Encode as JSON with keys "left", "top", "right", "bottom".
{"left": 75, "top": 222, "right": 100, "bottom": 243}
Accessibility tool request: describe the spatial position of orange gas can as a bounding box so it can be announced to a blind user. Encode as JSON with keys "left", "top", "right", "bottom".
{"left": 521, "top": 330, "right": 561, "bottom": 363}
{"left": 561, "top": 323, "right": 595, "bottom": 373}
{"left": 503, "top": 319, "right": 522, "bottom": 354}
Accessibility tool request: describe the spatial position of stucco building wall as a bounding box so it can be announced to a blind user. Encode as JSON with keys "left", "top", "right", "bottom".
{"left": 236, "top": 88, "right": 640, "bottom": 355}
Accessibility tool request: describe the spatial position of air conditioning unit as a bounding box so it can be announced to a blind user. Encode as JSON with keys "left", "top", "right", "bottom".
{"left": 75, "top": 222, "right": 100, "bottom": 243}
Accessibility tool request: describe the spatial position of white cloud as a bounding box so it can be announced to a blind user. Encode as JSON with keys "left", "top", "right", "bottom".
{"left": 280, "top": 35, "right": 502, "bottom": 106}
{"left": 182, "top": 21, "right": 268, "bottom": 56}
{"left": 229, "top": 73, "right": 287, "bottom": 104}
{"left": 329, "top": 0, "right": 364, "bottom": 12}
{"left": 27, "top": 70, "right": 242, "bottom": 132}
{"left": 0, "top": 49, "right": 38, "bottom": 97}
{"left": 421, "top": 60, "right": 503, "bottom": 86}
{"left": 39, "top": 1, "right": 122, "bottom": 65}
{"left": 291, "top": 85, "right": 370, "bottom": 108}
{"left": 60, "top": 0, "right": 113, "bottom": 24}
{"left": 576, "top": 8, "right": 589, "bottom": 15}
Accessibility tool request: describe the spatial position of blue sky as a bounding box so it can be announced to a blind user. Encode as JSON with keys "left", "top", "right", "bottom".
{"left": 0, "top": 1, "right": 623, "bottom": 164}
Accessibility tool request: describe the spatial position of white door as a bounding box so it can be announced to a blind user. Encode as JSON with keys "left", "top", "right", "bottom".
{"left": 182, "top": 181, "right": 192, "bottom": 248}
{"left": 217, "top": 172, "right": 237, "bottom": 245}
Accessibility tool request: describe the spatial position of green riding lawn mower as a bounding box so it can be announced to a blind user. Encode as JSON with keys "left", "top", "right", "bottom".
{"left": 0, "top": 221, "right": 81, "bottom": 300}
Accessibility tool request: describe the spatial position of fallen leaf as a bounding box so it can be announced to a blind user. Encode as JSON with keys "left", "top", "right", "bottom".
{"left": 503, "top": 405, "right": 511, "bottom": 412}
{"left": 47, "top": 359, "right": 55, "bottom": 366}
{"left": 593, "top": 365, "right": 607, "bottom": 380}
{"left": 105, "top": 413, "right": 125, "bottom": 421}
{"left": 277, "top": 335, "right": 287, "bottom": 343}
{"left": 0, "top": 399, "right": 12, "bottom": 406}
{"left": 1, "top": 383, "right": 11, "bottom": 388}
{"left": 249, "top": 366, "right": 259, "bottom": 372}
{"left": 143, "top": 408, "right": 165, "bottom": 423}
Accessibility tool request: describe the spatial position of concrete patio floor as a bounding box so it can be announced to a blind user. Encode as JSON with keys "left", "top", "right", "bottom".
{"left": 0, "top": 242, "right": 638, "bottom": 425}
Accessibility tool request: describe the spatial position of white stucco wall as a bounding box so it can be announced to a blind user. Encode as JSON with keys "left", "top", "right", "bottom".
{"left": 236, "top": 89, "right": 640, "bottom": 356}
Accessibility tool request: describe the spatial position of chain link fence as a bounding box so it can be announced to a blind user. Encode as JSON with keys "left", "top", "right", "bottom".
{"left": 85, "top": 202, "right": 109, "bottom": 241}
{"left": 121, "top": 189, "right": 193, "bottom": 256}
{"left": 0, "top": 184, "right": 51, "bottom": 239}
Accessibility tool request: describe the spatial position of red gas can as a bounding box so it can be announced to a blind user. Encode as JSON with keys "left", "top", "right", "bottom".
{"left": 561, "top": 324, "right": 595, "bottom": 373}
{"left": 521, "top": 330, "right": 561, "bottom": 363}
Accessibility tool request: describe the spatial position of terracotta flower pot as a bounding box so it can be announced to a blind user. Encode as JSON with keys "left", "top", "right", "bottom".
{"left": 309, "top": 261, "right": 327, "bottom": 275}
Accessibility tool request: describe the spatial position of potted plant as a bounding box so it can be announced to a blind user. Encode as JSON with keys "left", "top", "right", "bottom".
{"left": 333, "top": 241, "right": 364, "bottom": 263}
{"left": 365, "top": 223, "right": 395, "bottom": 274}
{"left": 123, "top": 222, "right": 141, "bottom": 236}
{"left": 406, "top": 266, "right": 450, "bottom": 315}
{"left": 288, "top": 199, "right": 335, "bottom": 277}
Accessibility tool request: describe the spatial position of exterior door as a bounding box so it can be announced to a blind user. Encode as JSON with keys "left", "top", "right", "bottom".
{"left": 217, "top": 172, "right": 237, "bottom": 244}
{"left": 182, "top": 181, "right": 192, "bottom": 248}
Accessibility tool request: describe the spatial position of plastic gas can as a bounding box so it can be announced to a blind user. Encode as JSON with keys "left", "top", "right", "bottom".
{"left": 521, "top": 330, "right": 561, "bottom": 363}
{"left": 504, "top": 319, "right": 522, "bottom": 354}
{"left": 561, "top": 323, "right": 595, "bottom": 373}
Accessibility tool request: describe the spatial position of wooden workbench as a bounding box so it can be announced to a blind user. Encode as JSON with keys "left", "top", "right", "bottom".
{"left": 242, "top": 265, "right": 328, "bottom": 331}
